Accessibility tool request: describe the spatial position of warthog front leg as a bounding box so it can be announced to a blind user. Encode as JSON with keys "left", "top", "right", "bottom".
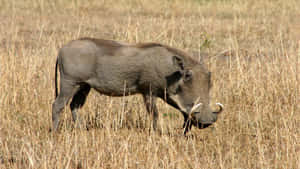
{"left": 182, "top": 114, "right": 192, "bottom": 135}
{"left": 70, "top": 83, "right": 91, "bottom": 129}
{"left": 143, "top": 94, "right": 158, "bottom": 130}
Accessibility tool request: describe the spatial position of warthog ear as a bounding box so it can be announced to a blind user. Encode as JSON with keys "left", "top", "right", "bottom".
{"left": 172, "top": 55, "right": 184, "bottom": 70}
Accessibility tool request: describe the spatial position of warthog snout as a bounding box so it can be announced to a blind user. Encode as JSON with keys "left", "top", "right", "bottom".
{"left": 190, "top": 103, "right": 224, "bottom": 129}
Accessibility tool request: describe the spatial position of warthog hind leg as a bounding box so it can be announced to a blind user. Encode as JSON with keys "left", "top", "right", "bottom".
{"left": 52, "top": 80, "right": 79, "bottom": 131}
{"left": 70, "top": 83, "right": 91, "bottom": 129}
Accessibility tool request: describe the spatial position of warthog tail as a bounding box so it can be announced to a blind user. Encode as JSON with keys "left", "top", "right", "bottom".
{"left": 54, "top": 57, "right": 58, "bottom": 98}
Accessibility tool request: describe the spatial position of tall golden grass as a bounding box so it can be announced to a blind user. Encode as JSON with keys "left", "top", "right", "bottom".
{"left": 0, "top": 0, "right": 299, "bottom": 168}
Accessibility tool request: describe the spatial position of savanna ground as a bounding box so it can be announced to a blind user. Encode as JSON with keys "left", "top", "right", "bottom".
{"left": 0, "top": 0, "right": 299, "bottom": 168}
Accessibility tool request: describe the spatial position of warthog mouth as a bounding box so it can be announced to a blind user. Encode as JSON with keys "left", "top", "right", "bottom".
{"left": 183, "top": 117, "right": 214, "bottom": 135}
{"left": 192, "top": 120, "right": 214, "bottom": 129}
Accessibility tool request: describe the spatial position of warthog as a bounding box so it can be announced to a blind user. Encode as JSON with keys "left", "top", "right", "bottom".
{"left": 52, "top": 37, "right": 223, "bottom": 134}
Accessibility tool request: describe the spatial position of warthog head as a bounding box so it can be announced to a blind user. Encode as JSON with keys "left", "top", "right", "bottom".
{"left": 167, "top": 56, "right": 223, "bottom": 132}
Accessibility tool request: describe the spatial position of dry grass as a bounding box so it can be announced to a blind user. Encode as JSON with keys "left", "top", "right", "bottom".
{"left": 0, "top": 0, "right": 299, "bottom": 168}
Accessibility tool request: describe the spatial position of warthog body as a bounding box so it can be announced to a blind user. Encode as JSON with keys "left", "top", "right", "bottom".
{"left": 52, "top": 37, "right": 223, "bottom": 134}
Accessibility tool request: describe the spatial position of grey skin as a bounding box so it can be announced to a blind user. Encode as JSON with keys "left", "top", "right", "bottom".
{"left": 52, "top": 37, "right": 223, "bottom": 134}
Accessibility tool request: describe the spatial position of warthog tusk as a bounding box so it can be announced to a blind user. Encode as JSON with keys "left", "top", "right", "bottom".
{"left": 215, "top": 103, "right": 224, "bottom": 113}
{"left": 190, "top": 103, "right": 203, "bottom": 114}
{"left": 189, "top": 96, "right": 201, "bottom": 113}
{"left": 184, "top": 97, "right": 203, "bottom": 135}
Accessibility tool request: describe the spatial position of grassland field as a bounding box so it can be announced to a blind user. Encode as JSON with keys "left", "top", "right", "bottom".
{"left": 0, "top": 0, "right": 299, "bottom": 168}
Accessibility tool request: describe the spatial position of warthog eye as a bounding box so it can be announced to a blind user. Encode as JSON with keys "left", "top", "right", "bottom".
{"left": 183, "top": 70, "right": 193, "bottom": 82}
{"left": 175, "top": 86, "right": 182, "bottom": 94}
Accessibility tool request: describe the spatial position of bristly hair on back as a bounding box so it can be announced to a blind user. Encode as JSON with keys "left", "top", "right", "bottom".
{"left": 79, "top": 38, "right": 200, "bottom": 66}
{"left": 79, "top": 37, "right": 123, "bottom": 47}
{"left": 136, "top": 42, "right": 200, "bottom": 66}
{"left": 135, "top": 42, "right": 163, "bottom": 49}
